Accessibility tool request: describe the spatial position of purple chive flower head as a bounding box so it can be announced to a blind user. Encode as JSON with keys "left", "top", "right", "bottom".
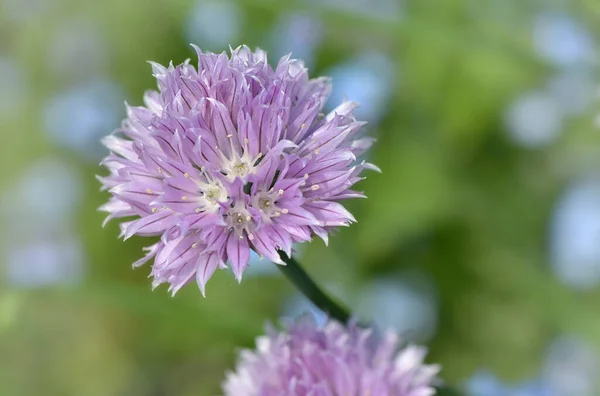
{"left": 223, "top": 317, "right": 440, "bottom": 396}
{"left": 99, "top": 45, "right": 378, "bottom": 295}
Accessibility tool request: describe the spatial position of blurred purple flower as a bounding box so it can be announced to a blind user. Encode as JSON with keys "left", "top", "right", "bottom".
{"left": 1, "top": 158, "right": 82, "bottom": 235}
{"left": 543, "top": 336, "right": 599, "bottom": 396}
{"left": 465, "top": 370, "right": 554, "bottom": 396}
{"left": 357, "top": 274, "right": 439, "bottom": 343}
{"left": 222, "top": 317, "right": 440, "bottom": 396}
{"left": 504, "top": 91, "right": 562, "bottom": 148}
{"left": 546, "top": 70, "right": 595, "bottom": 117}
{"left": 271, "top": 13, "right": 322, "bottom": 68}
{"left": 532, "top": 13, "right": 595, "bottom": 68}
{"left": 465, "top": 370, "right": 508, "bottom": 396}
{"left": 282, "top": 293, "right": 328, "bottom": 327}
{"left": 326, "top": 52, "right": 396, "bottom": 124}
{"left": 44, "top": 80, "right": 123, "bottom": 159}
{"left": 550, "top": 177, "right": 600, "bottom": 290}
{"left": 5, "top": 237, "right": 85, "bottom": 288}
{"left": 184, "top": 1, "right": 243, "bottom": 50}
{"left": 99, "top": 45, "right": 378, "bottom": 295}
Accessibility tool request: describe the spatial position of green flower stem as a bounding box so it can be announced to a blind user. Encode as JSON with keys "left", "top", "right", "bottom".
{"left": 277, "top": 252, "right": 351, "bottom": 324}
{"left": 277, "top": 252, "right": 463, "bottom": 395}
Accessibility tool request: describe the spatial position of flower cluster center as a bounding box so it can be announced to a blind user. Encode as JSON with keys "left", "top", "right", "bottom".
{"left": 231, "top": 212, "right": 249, "bottom": 225}
{"left": 205, "top": 186, "right": 223, "bottom": 203}
{"left": 258, "top": 197, "right": 272, "bottom": 209}
{"left": 226, "top": 202, "right": 254, "bottom": 239}
{"left": 252, "top": 191, "right": 286, "bottom": 222}
{"left": 232, "top": 162, "right": 251, "bottom": 178}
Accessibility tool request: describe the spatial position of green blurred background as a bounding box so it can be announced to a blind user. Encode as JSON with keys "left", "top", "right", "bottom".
{"left": 1, "top": 0, "right": 600, "bottom": 395}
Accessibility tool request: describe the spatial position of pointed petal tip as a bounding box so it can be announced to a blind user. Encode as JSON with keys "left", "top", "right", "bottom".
{"left": 101, "top": 216, "right": 112, "bottom": 228}
{"left": 191, "top": 45, "right": 204, "bottom": 61}
{"left": 230, "top": 264, "right": 245, "bottom": 284}
{"left": 199, "top": 279, "right": 208, "bottom": 297}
